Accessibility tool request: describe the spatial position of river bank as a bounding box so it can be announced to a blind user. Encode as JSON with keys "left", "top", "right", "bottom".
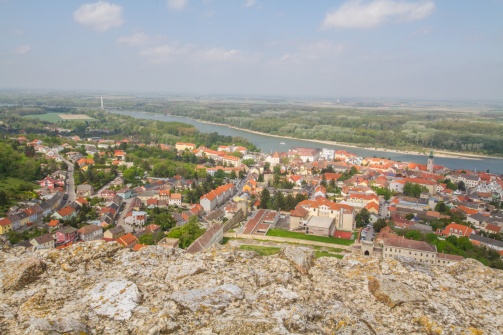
{"left": 195, "top": 119, "right": 495, "bottom": 160}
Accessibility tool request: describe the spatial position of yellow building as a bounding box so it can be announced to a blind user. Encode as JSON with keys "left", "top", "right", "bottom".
{"left": 0, "top": 217, "right": 13, "bottom": 235}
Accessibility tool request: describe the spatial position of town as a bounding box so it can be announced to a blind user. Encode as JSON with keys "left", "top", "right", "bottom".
{"left": 1, "top": 134, "right": 502, "bottom": 269}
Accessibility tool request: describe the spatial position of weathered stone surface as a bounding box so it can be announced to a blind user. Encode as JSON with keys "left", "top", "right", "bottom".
{"left": 368, "top": 276, "right": 426, "bottom": 308}
{"left": 0, "top": 242, "right": 502, "bottom": 335}
{"left": 2, "top": 257, "right": 46, "bottom": 291}
{"left": 170, "top": 284, "right": 243, "bottom": 312}
{"left": 165, "top": 260, "right": 207, "bottom": 281}
{"left": 87, "top": 279, "right": 140, "bottom": 320}
{"left": 278, "top": 246, "right": 314, "bottom": 275}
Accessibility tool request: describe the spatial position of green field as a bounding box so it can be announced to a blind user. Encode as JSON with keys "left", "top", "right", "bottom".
{"left": 23, "top": 113, "right": 97, "bottom": 123}
{"left": 267, "top": 229, "right": 354, "bottom": 246}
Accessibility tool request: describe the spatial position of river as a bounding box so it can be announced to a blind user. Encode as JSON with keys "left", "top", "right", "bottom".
{"left": 109, "top": 110, "right": 503, "bottom": 175}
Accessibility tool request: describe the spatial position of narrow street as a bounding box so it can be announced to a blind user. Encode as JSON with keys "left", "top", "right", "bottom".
{"left": 56, "top": 154, "right": 76, "bottom": 204}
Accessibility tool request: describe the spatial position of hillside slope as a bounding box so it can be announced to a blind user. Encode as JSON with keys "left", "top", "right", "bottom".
{"left": 0, "top": 242, "right": 502, "bottom": 334}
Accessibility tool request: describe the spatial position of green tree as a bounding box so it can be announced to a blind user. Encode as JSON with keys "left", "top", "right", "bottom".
{"left": 139, "top": 232, "right": 154, "bottom": 245}
{"left": 320, "top": 174, "right": 327, "bottom": 187}
{"left": 373, "top": 218, "right": 387, "bottom": 233}
{"left": 166, "top": 216, "right": 205, "bottom": 249}
{"left": 229, "top": 170, "right": 237, "bottom": 179}
{"left": 457, "top": 181, "right": 466, "bottom": 191}
{"left": 259, "top": 188, "right": 271, "bottom": 209}
{"left": 405, "top": 230, "right": 422, "bottom": 240}
{"left": 405, "top": 213, "right": 415, "bottom": 220}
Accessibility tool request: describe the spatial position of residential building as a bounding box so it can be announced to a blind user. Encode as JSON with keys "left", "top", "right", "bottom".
{"left": 30, "top": 233, "right": 55, "bottom": 249}
{"left": 103, "top": 226, "right": 125, "bottom": 239}
{"left": 0, "top": 217, "right": 12, "bottom": 235}
{"left": 437, "top": 223, "right": 474, "bottom": 238}
{"left": 78, "top": 225, "right": 104, "bottom": 241}
{"left": 54, "top": 226, "right": 78, "bottom": 245}
{"left": 124, "top": 211, "right": 147, "bottom": 227}
{"left": 117, "top": 233, "right": 138, "bottom": 248}
{"left": 383, "top": 237, "right": 437, "bottom": 265}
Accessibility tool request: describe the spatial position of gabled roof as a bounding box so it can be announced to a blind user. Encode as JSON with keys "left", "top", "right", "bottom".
{"left": 0, "top": 217, "right": 12, "bottom": 227}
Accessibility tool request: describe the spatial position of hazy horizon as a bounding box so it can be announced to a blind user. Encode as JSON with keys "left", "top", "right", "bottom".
{"left": 1, "top": 1, "right": 502, "bottom": 100}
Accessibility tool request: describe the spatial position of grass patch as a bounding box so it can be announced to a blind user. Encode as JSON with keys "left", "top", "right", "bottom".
{"left": 314, "top": 251, "right": 344, "bottom": 259}
{"left": 267, "top": 229, "right": 353, "bottom": 246}
{"left": 239, "top": 245, "right": 281, "bottom": 256}
{"left": 311, "top": 245, "right": 344, "bottom": 253}
{"left": 0, "top": 177, "right": 39, "bottom": 191}
{"left": 221, "top": 237, "right": 231, "bottom": 245}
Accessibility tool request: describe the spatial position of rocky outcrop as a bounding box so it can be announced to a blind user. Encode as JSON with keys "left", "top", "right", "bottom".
{"left": 0, "top": 241, "right": 502, "bottom": 335}
{"left": 1, "top": 256, "right": 46, "bottom": 291}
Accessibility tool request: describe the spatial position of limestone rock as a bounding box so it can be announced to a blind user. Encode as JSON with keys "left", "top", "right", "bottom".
{"left": 368, "top": 276, "right": 426, "bottom": 308}
{"left": 165, "top": 260, "right": 207, "bottom": 281}
{"left": 2, "top": 257, "right": 46, "bottom": 291}
{"left": 87, "top": 279, "right": 140, "bottom": 320}
{"left": 170, "top": 284, "right": 243, "bottom": 312}
{"left": 0, "top": 242, "right": 502, "bottom": 335}
{"left": 278, "top": 246, "right": 314, "bottom": 275}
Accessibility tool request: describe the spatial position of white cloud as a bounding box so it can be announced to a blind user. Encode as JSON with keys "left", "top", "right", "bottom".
{"left": 73, "top": 1, "right": 124, "bottom": 31}
{"left": 117, "top": 33, "right": 166, "bottom": 47}
{"left": 321, "top": 0, "right": 435, "bottom": 29}
{"left": 276, "top": 40, "right": 347, "bottom": 64}
{"left": 244, "top": 0, "right": 257, "bottom": 8}
{"left": 15, "top": 45, "right": 30, "bottom": 54}
{"left": 138, "top": 42, "right": 255, "bottom": 65}
{"left": 167, "top": 0, "right": 187, "bottom": 10}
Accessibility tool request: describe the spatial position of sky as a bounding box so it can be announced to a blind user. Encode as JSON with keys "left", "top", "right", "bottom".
{"left": 1, "top": 0, "right": 502, "bottom": 100}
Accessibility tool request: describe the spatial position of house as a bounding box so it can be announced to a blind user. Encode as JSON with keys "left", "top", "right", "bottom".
{"left": 54, "top": 226, "right": 78, "bottom": 245}
{"left": 52, "top": 206, "right": 77, "bottom": 221}
{"left": 117, "top": 233, "right": 138, "bottom": 248}
{"left": 169, "top": 193, "right": 182, "bottom": 206}
{"left": 48, "top": 219, "right": 61, "bottom": 229}
{"left": 113, "top": 150, "right": 126, "bottom": 160}
{"left": 30, "top": 233, "right": 55, "bottom": 249}
{"left": 0, "top": 217, "right": 12, "bottom": 235}
{"left": 78, "top": 225, "right": 104, "bottom": 241}
{"left": 39, "top": 176, "right": 58, "bottom": 189}
{"left": 437, "top": 223, "right": 474, "bottom": 238}
{"left": 222, "top": 155, "right": 241, "bottom": 167}
{"left": 103, "top": 225, "right": 125, "bottom": 239}
{"left": 382, "top": 237, "right": 437, "bottom": 265}
{"left": 124, "top": 211, "right": 147, "bottom": 227}
{"left": 175, "top": 142, "right": 196, "bottom": 151}
{"left": 117, "top": 188, "right": 132, "bottom": 199}
{"left": 76, "top": 184, "right": 94, "bottom": 197}
{"left": 101, "top": 189, "right": 117, "bottom": 200}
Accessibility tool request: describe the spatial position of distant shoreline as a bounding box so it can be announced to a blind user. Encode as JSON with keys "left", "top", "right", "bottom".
{"left": 118, "top": 110, "right": 502, "bottom": 160}
{"left": 195, "top": 119, "right": 495, "bottom": 160}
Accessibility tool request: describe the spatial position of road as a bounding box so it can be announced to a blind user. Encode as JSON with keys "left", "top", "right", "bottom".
{"left": 115, "top": 197, "right": 135, "bottom": 233}
{"left": 56, "top": 154, "right": 76, "bottom": 204}
{"left": 92, "top": 173, "right": 122, "bottom": 198}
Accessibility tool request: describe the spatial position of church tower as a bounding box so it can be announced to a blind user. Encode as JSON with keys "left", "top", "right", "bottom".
{"left": 427, "top": 150, "right": 434, "bottom": 173}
